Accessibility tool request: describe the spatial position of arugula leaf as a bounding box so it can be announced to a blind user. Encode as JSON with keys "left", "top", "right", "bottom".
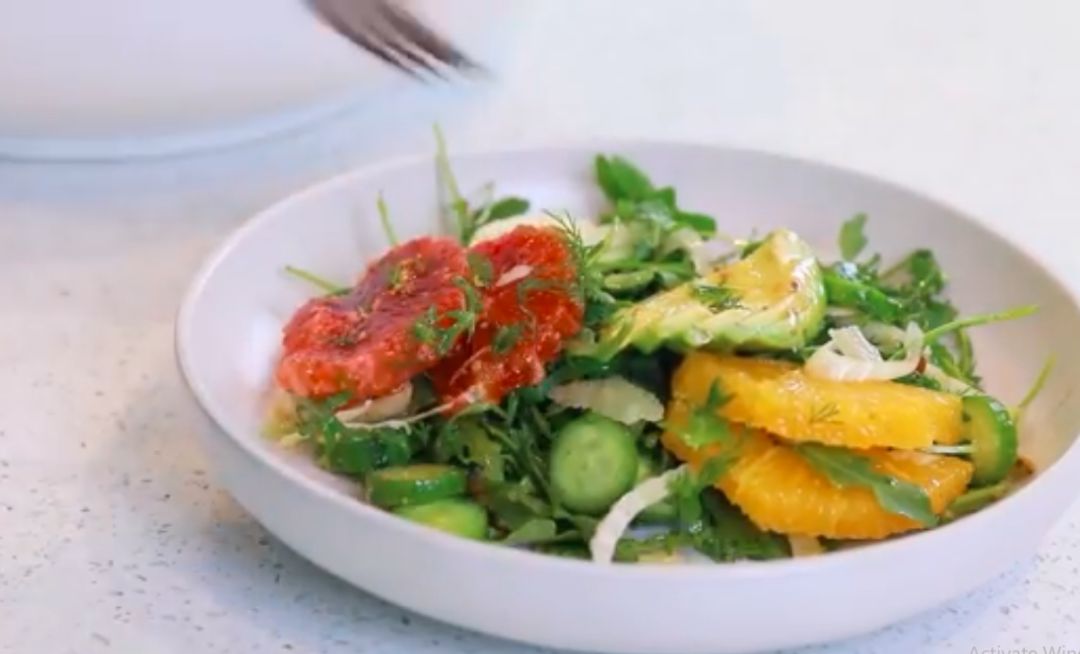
{"left": 376, "top": 193, "right": 398, "bottom": 246}
{"left": 476, "top": 479, "right": 551, "bottom": 530}
{"left": 434, "top": 126, "right": 531, "bottom": 244}
{"left": 887, "top": 249, "right": 946, "bottom": 295}
{"left": 895, "top": 372, "right": 945, "bottom": 392}
{"left": 502, "top": 518, "right": 559, "bottom": 545}
{"left": 668, "top": 381, "right": 735, "bottom": 450}
{"left": 1014, "top": 356, "right": 1055, "bottom": 422}
{"left": 433, "top": 125, "right": 473, "bottom": 244}
{"left": 795, "top": 443, "right": 937, "bottom": 526}
{"left": 922, "top": 305, "right": 1038, "bottom": 344}
{"left": 411, "top": 276, "right": 484, "bottom": 356}
{"left": 614, "top": 533, "right": 685, "bottom": 562}
{"left": 435, "top": 416, "right": 506, "bottom": 481}
{"left": 284, "top": 266, "right": 350, "bottom": 296}
{"left": 822, "top": 264, "right": 902, "bottom": 322}
{"left": 838, "top": 213, "right": 868, "bottom": 261}
{"left": 467, "top": 251, "right": 494, "bottom": 287}
{"left": 547, "top": 211, "right": 617, "bottom": 328}
{"left": 595, "top": 155, "right": 655, "bottom": 202}
{"left": 675, "top": 211, "right": 717, "bottom": 237}
{"left": 294, "top": 394, "right": 419, "bottom": 477}
{"left": 484, "top": 197, "right": 531, "bottom": 222}
{"left": 492, "top": 323, "right": 525, "bottom": 355}
{"left": 694, "top": 490, "right": 790, "bottom": 562}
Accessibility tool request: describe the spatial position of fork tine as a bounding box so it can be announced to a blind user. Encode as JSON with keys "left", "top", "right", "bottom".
{"left": 376, "top": 3, "right": 484, "bottom": 73}
{"left": 371, "top": 13, "right": 448, "bottom": 80}
{"left": 308, "top": 0, "right": 424, "bottom": 78}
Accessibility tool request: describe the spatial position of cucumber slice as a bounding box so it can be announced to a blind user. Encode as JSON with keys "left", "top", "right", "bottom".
{"left": 550, "top": 412, "right": 638, "bottom": 515}
{"left": 963, "top": 395, "right": 1018, "bottom": 486}
{"left": 367, "top": 464, "right": 468, "bottom": 508}
{"left": 393, "top": 499, "right": 488, "bottom": 540}
{"left": 634, "top": 454, "right": 678, "bottom": 524}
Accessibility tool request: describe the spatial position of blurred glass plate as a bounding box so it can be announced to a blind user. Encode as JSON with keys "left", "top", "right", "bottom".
{"left": 0, "top": 0, "right": 518, "bottom": 159}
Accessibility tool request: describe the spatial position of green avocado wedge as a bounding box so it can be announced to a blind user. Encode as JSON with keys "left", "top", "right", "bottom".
{"left": 600, "top": 229, "right": 826, "bottom": 354}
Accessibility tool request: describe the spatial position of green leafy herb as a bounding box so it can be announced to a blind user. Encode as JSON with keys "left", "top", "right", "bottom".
{"left": 492, "top": 323, "right": 525, "bottom": 355}
{"left": 675, "top": 211, "right": 718, "bottom": 236}
{"left": 386, "top": 262, "right": 404, "bottom": 292}
{"left": 547, "top": 211, "right": 618, "bottom": 329}
{"left": 1014, "top": 356, "right": 1055, "bottom": 422}
{"left": 483, "top": 196, "right": 531, "bottom": 222}
{"left": 943, "top": 481, "right": 1011, "bottom": 521}
{"left": 667, "top": 381, "right": 735, "bottom": 450}
{"left": 376, "top": 193, "right": 398, "bottom": 246}
{"left": 795, "top": 443, "right": 937, "bottom": 526}
{"left": 693, "top": 490, "right": 790, "bottom": 562}
{"left": 433, "top": 125, "right": 472, "bottom": 244}
{"left": 435, "top": 415, "right": 507, "bottom": 481}
{"left": 895, "top": 372, "right": 945, "bottom": 392}
{"left": 502, "top": 518, "right": 559, "bottom": 545}
{"left": 922, "top": 305, "right": 1039, "bottom": 344}
{"left": 691, "top": 282, "right": 743, "bottom": 312}
{"left": 411, "top": 276, "right": 484, "bottom": 356}
{"left": 434, "top": 127, "right": 530, "bottom": 244}
{"left": 822, "top": 264, "right": 903, "bottom": 322}
{"left": 595, "top": 155, "right": 655, "bottom": 203}
{"left": 477, "top": 479, "right": 552, "bottom": 531}
{"left": 467, "top": 251, "right": 494, "bottom": 287}
{"left": 838, "top": 213, "right": 868, "bottom": 261}
{"left": 294, "top": 393, "right": 421, "bottom": 477}
{"left": 284, "top": 265, "right": 350, "bottom": 296}
{"left": 614, "top": 533, "right": 685, "bottom": 562}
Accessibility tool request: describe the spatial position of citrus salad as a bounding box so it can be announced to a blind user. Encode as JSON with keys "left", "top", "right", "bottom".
{"left": 267, "top": 136, "right": 1048, "bottom": 564}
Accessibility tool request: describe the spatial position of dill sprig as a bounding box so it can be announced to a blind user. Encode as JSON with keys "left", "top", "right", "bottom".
{"left": 284, "top": 266, "right": 350, "bottom": 296}
{"left": 412, "top": 276, "right": 484, "bottom": 356}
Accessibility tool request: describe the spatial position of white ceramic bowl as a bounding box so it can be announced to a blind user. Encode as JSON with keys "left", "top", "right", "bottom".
{"left": 176, "top": 142, "right": 1080, "bottom": 654}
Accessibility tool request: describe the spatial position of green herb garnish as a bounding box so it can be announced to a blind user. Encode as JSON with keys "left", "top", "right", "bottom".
{"left": 434, "top": 126, "right": 531, "bottom": 244}
{"left": 795, "top": 443, "right": 937, "bottom": 526}
{"left": 690, "top": 282, "right": 742, "bottom": 312}
{"left": 492, "top": 323, "right": 525, "bottom": 355}
{"left": 838, "top": 213, "right": 868, "bottom": 261}
{"left": 294, "top": 393, "right": 423, "bottom": 477}
{"left": 668, "top": 381, "right": 735, "bottom": 450}
{"left": 411, "top": 276, "right": 484, "bottom": 356}
{"left": 377, "top": 193, "right": 398, "bottom": 246}
{"left": 284, "top": 265, "right": 350, "bottom": 296}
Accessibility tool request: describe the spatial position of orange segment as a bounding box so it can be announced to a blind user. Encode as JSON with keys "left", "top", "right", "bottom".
{"left": 673, "top": 352, "right": 964, "bottom": 449}
{"left": 663, "top": 398, "right": 974, "bottom": 540}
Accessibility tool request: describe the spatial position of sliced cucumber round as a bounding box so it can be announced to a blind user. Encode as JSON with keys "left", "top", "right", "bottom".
{"left": 550, "top": 412, "right": 638, "bottom": 515}
{"left": 367, "top": 464, "right": 468, "bottom": 508}
{"left": 962, "top": 395, "right": 1018, "bottom": 486}
{"left": 393, "top": 499, "right": 488, "bottom": 540}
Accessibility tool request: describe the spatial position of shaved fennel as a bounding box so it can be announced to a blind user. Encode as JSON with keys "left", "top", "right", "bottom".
{"left": 806, "top": 323, "right": 923, "bottom": 382}
{"left": 591, "top": 466, "right": 687, "bottom": 563}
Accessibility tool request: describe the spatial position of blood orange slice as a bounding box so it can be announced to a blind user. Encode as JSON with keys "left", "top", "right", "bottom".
{"left": 431, "top": 225, "right": 584, "bottom": 406}
{"left": 276, "top": 236, "right": 469, "bottom": 401}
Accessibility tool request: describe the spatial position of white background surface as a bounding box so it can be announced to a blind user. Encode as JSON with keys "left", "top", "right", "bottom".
{"left": 2, "top": 1, "right": 1079, "bottom": 652}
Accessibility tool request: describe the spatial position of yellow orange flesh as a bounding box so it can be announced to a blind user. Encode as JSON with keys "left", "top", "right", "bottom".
{"left": 674, "top": 352, "right": 964, "bottom": 450}
{"left": 663, "top": 369, "right": 975, "bottom": 540}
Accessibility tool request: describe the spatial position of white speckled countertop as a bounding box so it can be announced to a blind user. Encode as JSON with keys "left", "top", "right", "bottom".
{"left": 3, "top": 2, "right": 1080, "bottom": 652}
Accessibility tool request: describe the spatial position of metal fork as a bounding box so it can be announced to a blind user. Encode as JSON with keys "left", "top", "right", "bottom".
{"left": 308, "top": 0, "right": 484, "bottom": 79}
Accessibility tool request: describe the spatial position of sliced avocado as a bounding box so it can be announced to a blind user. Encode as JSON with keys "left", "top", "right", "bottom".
{"left": 600, "top": 229, "right": 826, "bottom": 353}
